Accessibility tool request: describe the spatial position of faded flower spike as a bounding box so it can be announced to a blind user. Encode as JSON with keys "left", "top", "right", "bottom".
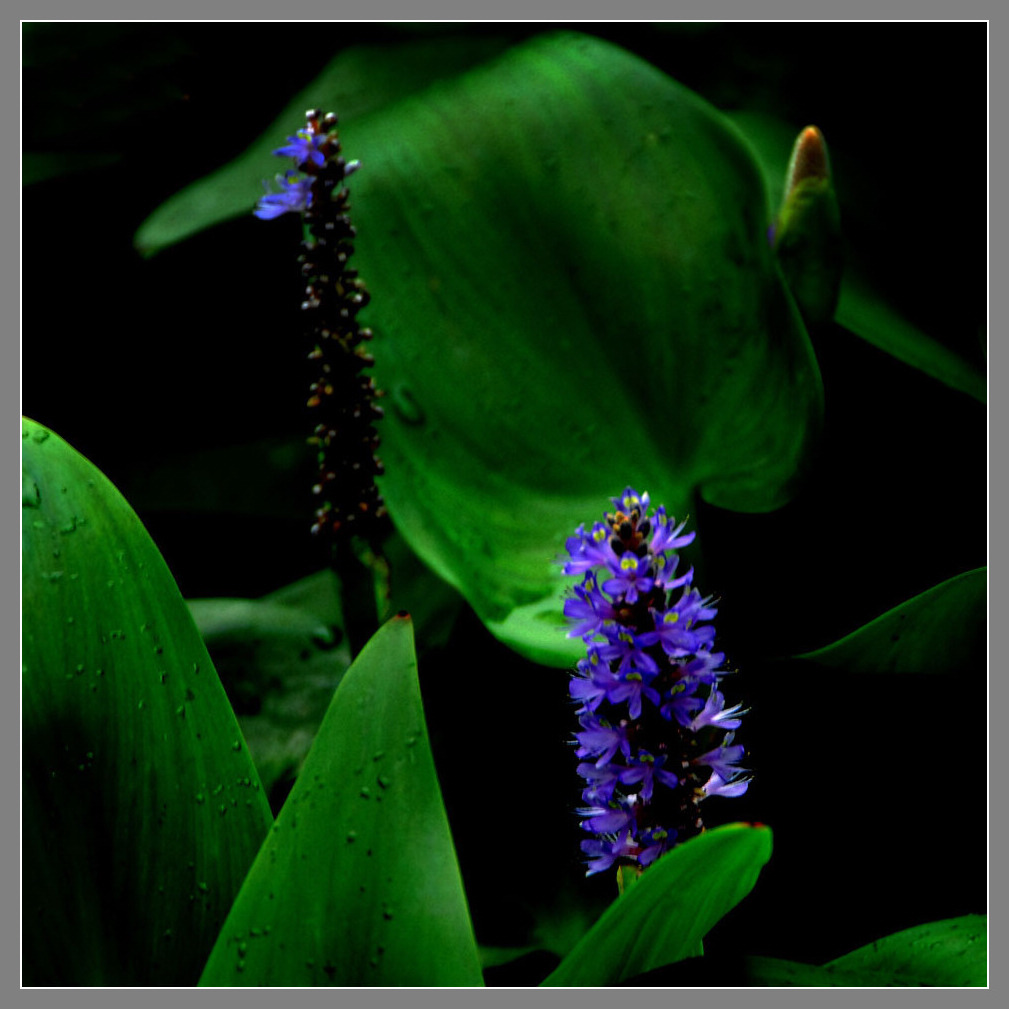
{"left": 562, "top": 488, "right": 750, "bottom": 877}
{"left": 255, "top": 109, "right": 385, "bottom": 542}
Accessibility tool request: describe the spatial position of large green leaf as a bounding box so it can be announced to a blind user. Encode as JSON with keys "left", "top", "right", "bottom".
{"left": 22, "top": 417, "right": 273, "bottom": 986}
{"left": 797, "top": 567, "right": 986, "bottom": 674}
{"left": 134, "top": 32, "right": 823, "bottom": 667}
{"left": 835, "top": 275, "right": 986, "bottom": 403}
{"left": 198, "top": 614, "right": 483, "bottom": 986}
{"left": 540, "top": 823, "right": 772, "bottom": 986}
{"left": 347, "top": 32, "right": 822, "bottom": 665}
{"left": 825, "top": 914, "right": 986, "bottom": 986}
{"left": 187, "top": 580, "right": 351, "bottom": 805}
{"left": 745, "top": 915, "right": 987, "bottom": 986}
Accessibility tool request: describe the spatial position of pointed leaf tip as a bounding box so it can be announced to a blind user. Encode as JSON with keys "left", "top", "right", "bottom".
{"left": 785, "top": 125, "right": 831, "bottom": 192}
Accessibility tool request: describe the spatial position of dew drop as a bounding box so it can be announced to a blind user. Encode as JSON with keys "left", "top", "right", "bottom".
{"left": 390, "top": 384, "right": 426, "bottom": 425}
{"left": 22, "top": 480, "right": 41, "bottom": 509}
{"left": 346, "top": 831, "right": 357, "bottom": 843}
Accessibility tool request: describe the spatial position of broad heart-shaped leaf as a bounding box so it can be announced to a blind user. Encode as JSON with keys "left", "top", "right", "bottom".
{"left": 198, "top": 614, "right": 483, "bottom": 987}
{"left": 796, "top": 567, "right": 986, "bottom": 674}
{"left": 540, "top": 823, "right": 772, "bottom": 986}
{"left": 21, "top": 418, "right": 273, "bottom": 986}
{"left": 135, "top": 32, "right": 821, "bottom": 667}
{"left": 744, "top": 915, "right": 987, "bottom": 986}
{"left": 343, "top": 32, "right": 823, "bottom": 665}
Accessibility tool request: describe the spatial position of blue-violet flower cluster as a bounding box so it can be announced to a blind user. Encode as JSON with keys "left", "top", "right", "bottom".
{"left": 562, "top": 488, "right": 750, "bottom": 876}
{"left": 255, "top": 109, "right": 384, "bottom": 542}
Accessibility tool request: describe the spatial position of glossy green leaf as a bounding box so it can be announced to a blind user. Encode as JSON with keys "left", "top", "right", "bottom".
{"left": 187, "top": 585, "right": 351, "bottom": 803}
{"left": 798, "top": 567, "right": 986, "bottom": 673}
{"left": 726, "top": 109, "right": 985, "bottom": 403}
{"left": 826, "top": 914, "right": 986, "bottom": 986}
{"left": 745, "top": 915, "right": 987, "bottom": 986}
{"left": 346, "top": 32, "right": 822, "bottom": 665}
{"left": 134, "top": 34, "right": 511, "bottom": 256}
{"left": 21, "top": 417, "right": 273, "bottom": 986}
{"left": 135, "top": 32, "right": 823, "bottom": 666}
{"left": 541, "top": 823, "right": 772, "bottom": 986}
{"left": 743, "top": 956, "right": 896, "bottom": 986}
{"left": 198, "top": 614, "right": 483, "bottom": 986}
{"left": 835, "top": 275, "right": 986, "bottom": 402}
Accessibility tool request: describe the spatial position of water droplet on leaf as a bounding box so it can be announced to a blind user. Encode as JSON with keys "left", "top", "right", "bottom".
{"left": 391, "top": 384, "right": 425, "bottom": 425}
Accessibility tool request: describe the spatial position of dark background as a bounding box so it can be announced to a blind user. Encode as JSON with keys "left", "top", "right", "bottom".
{"left": 22, "top": 22, "right": 987, "bottom": 982}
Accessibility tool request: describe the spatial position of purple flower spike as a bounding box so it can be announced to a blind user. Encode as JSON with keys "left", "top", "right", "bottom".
{"left": 561, "top": 488, "right": 750, "bottom": 877}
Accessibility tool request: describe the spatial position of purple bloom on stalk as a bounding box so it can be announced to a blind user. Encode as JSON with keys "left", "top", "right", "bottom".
{"left": 568, "top": 652, "right": 620, "bottom": 714}
{"left": 577, "top": 796, "right": 636, "bottom": 835}
{"left": 702, "top": 771, "right": 751, "bottom": 799}
{"left": 606, "top": 670, "right": 661, "bottom": 720}
{"left": 561, "top": 488, "right": 750, "bottom": 877}
{"left": 563, "top": 522, "right": 615, "bottom": 576}
{"left": 602, "top": 551, "right": 655, "bottom": 604}
{"left": 253, "top": 170, "right": 314, "bottom": 220}
{"left": 574, "top": 715, "right": 630, "bottom": 768}
{"left": 648, "top": 508, "right": 695, "bottom": 555}
{"left": 616, "top": 751, "right": 679, "bottom": 802}
{"left": 660, "top": 678, "right": 704, "bottom": 727}
{"left": 273, "top": 127, "right": 328, "bottom": 168}
{"left": 597, "top": 628, "right": 660, "bottom": 679}
{"left": 636, "top": 826, "right": 676, "bottom": 867}
{"left": 689, "top": 688, "right": 748, "bottom": 732}
{"left": 580, "top": 828, "right": 639, "bottom": 875}
{"left": 693, "top": 732, "right": 749, "bottom": 782}
{"left": 563, "top": 577, "right": 617, "bottom": 640}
